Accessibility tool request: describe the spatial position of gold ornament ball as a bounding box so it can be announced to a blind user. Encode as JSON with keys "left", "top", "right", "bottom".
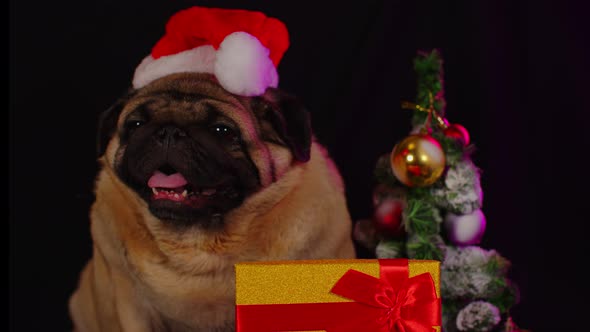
{"left": 390, "top": 134, "right": 446, "bottom": 187}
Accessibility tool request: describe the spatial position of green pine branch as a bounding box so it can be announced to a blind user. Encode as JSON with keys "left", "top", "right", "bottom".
{"left": 406, "top": 234, "right": 446, "bottom": 261}
{"left": 403, "top": 199, "right": 441, "bottom": 234}
{"left": 488, "top": 280, "right": 519, "bottom": 314}
{"left": 412, "top": 49, "right": 446, "bottom": 127}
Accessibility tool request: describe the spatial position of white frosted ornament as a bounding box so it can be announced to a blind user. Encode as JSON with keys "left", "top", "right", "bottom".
{"left": 445, "top": 209, "right": 486, "bottom": 246}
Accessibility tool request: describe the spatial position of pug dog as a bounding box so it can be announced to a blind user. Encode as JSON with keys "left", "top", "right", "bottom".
{"left": 68, "top": 72, "right": 356, "bottom": 332}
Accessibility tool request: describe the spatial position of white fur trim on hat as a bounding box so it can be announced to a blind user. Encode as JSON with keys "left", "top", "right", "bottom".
{"left": 132, "top": 45, "right": 217, "bottom": 89}
{"left": 131, "top": 32, "right": 278, "bottom": 96}
{"left": 214, "top": 32, "right": 278, "bottom": 96}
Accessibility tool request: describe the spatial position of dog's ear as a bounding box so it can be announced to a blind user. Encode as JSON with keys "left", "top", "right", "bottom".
{"left": 96, "top": 89, "right": 135, "bottom": 158}
{"left": 262, "top": 90, "right": 312, "bottom": 162}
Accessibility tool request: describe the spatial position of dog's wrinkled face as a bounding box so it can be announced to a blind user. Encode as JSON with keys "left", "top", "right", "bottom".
{"left": 97, "top": 73, "right": 311, "bottom": 228}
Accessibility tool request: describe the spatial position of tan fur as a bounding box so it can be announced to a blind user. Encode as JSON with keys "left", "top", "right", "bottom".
{"left": 69, "top": 74, "right": 356, "bottom": 332}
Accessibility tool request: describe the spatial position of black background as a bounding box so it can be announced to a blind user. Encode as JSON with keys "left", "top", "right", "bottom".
{"left": 10, "top": 0, "right": 590, "bottom": 331}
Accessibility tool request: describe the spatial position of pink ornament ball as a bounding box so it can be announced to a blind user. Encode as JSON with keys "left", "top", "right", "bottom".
{"left": 445, "top": 209, "right": 486, "bottom": 246}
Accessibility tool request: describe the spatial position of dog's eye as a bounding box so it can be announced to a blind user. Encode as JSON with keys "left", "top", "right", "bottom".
{"left": 125, "top": 120, "right": 145, "bottom": 130}
{"left": 210, "top": 124, "right": 239, "bottom": 143}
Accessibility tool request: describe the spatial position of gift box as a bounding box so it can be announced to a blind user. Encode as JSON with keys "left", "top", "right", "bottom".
{"left": 235, "top": 259, "right": 441, "bottom": 332}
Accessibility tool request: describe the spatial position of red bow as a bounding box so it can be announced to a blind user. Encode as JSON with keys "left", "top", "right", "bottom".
{"left": 330, "top": 259, "right": 441, "bottom": 332}
{"left": 236, "top": 259, "right": 441, "bottom": 332}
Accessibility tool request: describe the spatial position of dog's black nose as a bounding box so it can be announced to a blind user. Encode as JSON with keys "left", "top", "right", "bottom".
{"left": 155, "top": 125, "right": 187, "bottom": 146}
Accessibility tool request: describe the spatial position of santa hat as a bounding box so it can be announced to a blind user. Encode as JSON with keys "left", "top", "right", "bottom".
{"left": 132, "top": 6, "right": 290, "bottom": 96}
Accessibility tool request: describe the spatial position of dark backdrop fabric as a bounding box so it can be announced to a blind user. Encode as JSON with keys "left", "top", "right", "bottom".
{"left": 10, "top": 1, "right": 590, "bottom": 331}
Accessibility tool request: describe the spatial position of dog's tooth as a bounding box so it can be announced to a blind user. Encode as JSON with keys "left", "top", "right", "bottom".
{"left": 181, "top": 190, "right": 188, "bottom": 197}
{"left": 152, "top": 188, "right": 158, "bottom": 195}
{"left": 173, "top": 193, "right": 179, "bottom": 198}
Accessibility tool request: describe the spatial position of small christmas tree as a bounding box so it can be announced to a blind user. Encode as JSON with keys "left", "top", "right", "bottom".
{"left": 354, "top": 50, "right": 525, "bottom": 332}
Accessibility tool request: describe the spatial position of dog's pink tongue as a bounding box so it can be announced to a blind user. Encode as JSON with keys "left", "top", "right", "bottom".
{"left": 148, "top": 171, "right": 188, "bottom": 188}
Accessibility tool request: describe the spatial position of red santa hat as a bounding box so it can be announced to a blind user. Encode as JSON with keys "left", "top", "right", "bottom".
{"left": 132, "top": 6, "right": 290, "bottom": 96}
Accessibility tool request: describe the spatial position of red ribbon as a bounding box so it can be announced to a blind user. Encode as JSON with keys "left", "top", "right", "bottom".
{"left": 236, "top": 259, "right": 441, "bottom": 332}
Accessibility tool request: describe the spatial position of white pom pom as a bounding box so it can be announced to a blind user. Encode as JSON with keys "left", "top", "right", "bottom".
{"left": 214, "top": 32, "right": 278, "bottom": 96}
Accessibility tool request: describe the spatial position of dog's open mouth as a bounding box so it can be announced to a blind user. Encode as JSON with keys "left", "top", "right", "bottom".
{"left": 120, "top": 154, "right": 252, "bottom": 225}
{"left": 146, "top": 164, "right": 240, "bottom": 210}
